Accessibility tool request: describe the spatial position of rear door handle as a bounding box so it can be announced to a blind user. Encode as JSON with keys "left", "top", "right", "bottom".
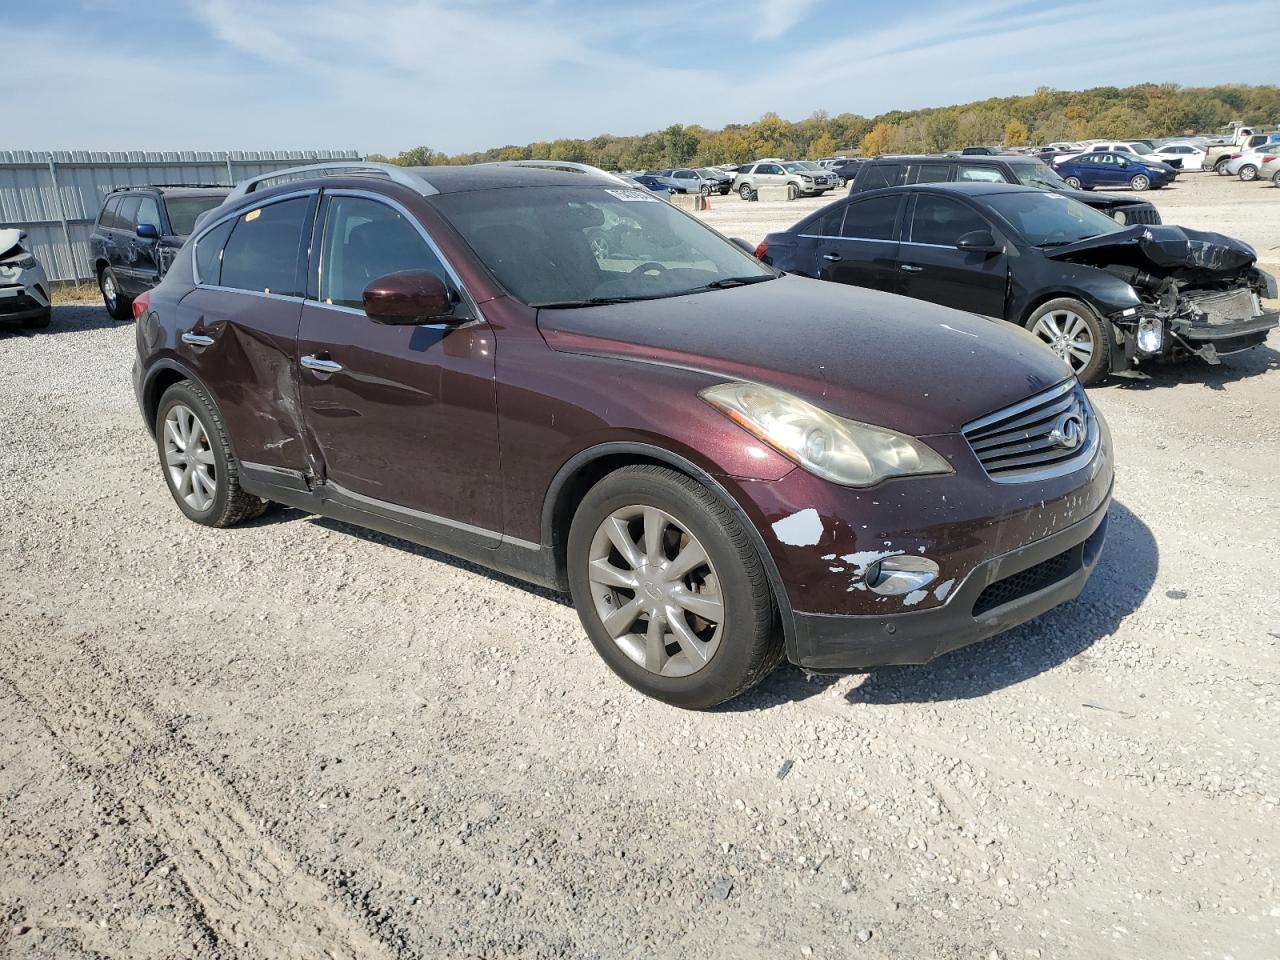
{"left": 822, "top": 253, "right": 842, "bottom": 262}
{"left": 900, "top": 264, "right": 924, "bottom": 273}
{"left": 181, "top": 332, "right": 214, "bottom": 346}
{"left": 301, "top": 355, "right": 343, "bottom": 374}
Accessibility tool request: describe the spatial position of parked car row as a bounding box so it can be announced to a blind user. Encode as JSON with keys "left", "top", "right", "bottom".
{"left": 127, "top": 159, "right": 1122, "bottom": 708}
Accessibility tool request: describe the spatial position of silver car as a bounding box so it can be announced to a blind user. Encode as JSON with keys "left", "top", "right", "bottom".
{"left": 0, "top": 229, "right": 52, "bottom": 329}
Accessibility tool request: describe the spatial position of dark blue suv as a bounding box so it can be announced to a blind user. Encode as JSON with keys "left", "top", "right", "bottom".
{"left": 1053, "top": 152, "right": 1176, "bottom": 193}
{"left": 89, "top": 186, "right": 228, "bottom": 319}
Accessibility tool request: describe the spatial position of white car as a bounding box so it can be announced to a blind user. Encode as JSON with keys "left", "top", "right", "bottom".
{"left": 1153, "top": 143, "right": 1206, "bottom": 171}
{"left": 0, "top": 229, "right": 51, "bottom": 329}
{"left": 1224, "top": 142, "right": 1280, "bottom": 181}
{"left": 1066, "top": 141, "right": 1182, "bottom": 170}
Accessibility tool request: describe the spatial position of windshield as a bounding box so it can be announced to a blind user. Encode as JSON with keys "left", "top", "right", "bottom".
{"left": 165, "top": 195, "right": 227, "bottom": 236}
{"left": 983, "top": 192, "right": 1124, "bottom": 247}
{"left": 1009, "top": 162, "right": 1072, "bottom": 191}
{"left": 696, "top": 168, "right": 722, "bottom": 178}
{"left": 433, "top": 185, "right": 774, "bottom": 306}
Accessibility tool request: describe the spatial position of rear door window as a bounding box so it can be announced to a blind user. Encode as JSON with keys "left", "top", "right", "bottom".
{"left": 908, "top": 195, "right": 990, "bottom": 246}
{"left": 219, "top": 197, "right": 310, "bottom": 296}
{"left": 840, "top": 195, "right": 901, "bottom": 241}
{"left": 912, "top": 163, "right": 952, "bottom": 183}
{"left": 318, "top": 195, "right": 450, "bottom": 310}
{"left": 857, "top": 163, "right": 906, "bottom": 190}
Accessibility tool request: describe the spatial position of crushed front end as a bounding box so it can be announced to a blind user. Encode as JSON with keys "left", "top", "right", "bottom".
{"left": 1049, "top": 224, "right": 1279, "bottom": 367}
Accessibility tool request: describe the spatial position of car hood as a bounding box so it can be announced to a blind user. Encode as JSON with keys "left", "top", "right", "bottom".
{"left": 537, "top": 275, "right": 1070, "bottom": 436}
{"left": 1045, "top": 224, "right": 1256, "bottom": 280}
{"left": 1058, "top": 189, "right": 1149, "bottom": 210}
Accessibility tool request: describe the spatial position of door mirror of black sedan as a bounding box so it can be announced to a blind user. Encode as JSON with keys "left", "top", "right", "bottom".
{"left": 135, "top": 223, "right": 160, "bottom": 239}
{"left": 363, "top": 270, "right": 463, "bottom": 326}
{"left": 956, "top": 230, "right": 1000, "bottom": 252}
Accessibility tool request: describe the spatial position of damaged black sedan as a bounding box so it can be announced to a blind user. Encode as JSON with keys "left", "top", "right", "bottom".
{"left": 759, "top": 182, "right": 1278, "bottom": 384}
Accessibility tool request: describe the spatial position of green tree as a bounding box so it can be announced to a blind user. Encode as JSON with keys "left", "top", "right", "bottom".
{"left": 662, "top": 124, "right": 699, "bottom": 165}
{"left": 807, "top": 132, "right": 838, "bottom": 159}
{"left": 1003, "top": 119, "right": 1029, "bottom": 146}
{"left": 923, "top": 112, "right": 958, "bottom": 152}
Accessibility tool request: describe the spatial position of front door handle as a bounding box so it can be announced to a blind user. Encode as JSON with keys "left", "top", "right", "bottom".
{"left": 822, "top": 252, "right": 842, "bottom": 262}
{"left": 900, "top": 264, "right": 924, "bottom": 273}
{"left": 181, "top": 332, "right": 215, "bottom": 346}
{"left": 301, "top": 355, "right": 343, "bottom": 374}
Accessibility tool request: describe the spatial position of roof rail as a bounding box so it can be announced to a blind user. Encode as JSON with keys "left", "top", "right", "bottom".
{"left": 110, "top": 183, "right": 229, "bottom": 192}
{"left": 225, "top": 161, "right": 436, "bottom": 203}
{"left": 489, "top": 160, "right": 629, "bottom": 185}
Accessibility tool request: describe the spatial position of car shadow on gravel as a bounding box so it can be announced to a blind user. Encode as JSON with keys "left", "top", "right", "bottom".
{"left": 843, "top": 500, "right": 1157, "bottom": 706}
{"left": 1104, "top": 346, "right": 1279, "bottom": 391}
{"left": 0, "top": 303, "right": 122, "bottom": 339}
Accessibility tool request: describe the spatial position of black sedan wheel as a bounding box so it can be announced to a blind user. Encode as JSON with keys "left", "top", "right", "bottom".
{"left": 1026, "top": 298, "right": 1112, "bottom": 386}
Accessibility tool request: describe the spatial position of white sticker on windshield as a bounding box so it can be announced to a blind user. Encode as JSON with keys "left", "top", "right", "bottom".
{"left": 605, "top": 188, "right": 659, "bottom": 202}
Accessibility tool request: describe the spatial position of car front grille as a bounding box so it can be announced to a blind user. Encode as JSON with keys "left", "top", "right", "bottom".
{"left": 962, "top": 380, "right": 1097, "bottom": 483}
{"left": 1122, "top": 203, "right": 1161, "bottom": 225}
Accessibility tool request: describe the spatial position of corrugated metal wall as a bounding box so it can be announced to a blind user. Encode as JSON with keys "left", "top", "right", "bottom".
{"left": 0, "top": 150, "right": 362, "bottom": 282}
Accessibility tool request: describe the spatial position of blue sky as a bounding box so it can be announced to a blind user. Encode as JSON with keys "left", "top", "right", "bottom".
{"left": 13, "top": 0, "right": 1279, "bottom": 153}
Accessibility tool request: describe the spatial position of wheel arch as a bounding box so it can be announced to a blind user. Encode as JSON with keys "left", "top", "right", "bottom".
{"left": 541, "top": 441, "right": 799, "bottom": 660}
{"left": 139, "top": 359, "right": 231, "bottom": 447}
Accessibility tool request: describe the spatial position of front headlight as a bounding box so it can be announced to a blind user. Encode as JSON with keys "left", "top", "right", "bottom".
{"left": 700, "top": 382, "right": 952, "bottom": 487}
{"left": 2, "top": 254, "right": 36, "bottom": 270}
{"left": 1112, "top": 210, "right": 1128, "bottom": 225}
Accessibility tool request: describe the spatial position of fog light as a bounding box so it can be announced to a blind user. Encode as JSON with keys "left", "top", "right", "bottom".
{"left": 1137, "top": 317, "right": 1163, "bottom": 353}
{"left": 867, "top": 555, "right": 940, "bottom": 596}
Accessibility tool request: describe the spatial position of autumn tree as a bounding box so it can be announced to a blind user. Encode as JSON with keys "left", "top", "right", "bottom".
{"left": 1003, "top": 119, "right": 1029, "bottom": 146}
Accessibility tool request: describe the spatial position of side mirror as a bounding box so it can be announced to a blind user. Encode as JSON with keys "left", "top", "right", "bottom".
{"left": 135, "top": 223, "right": 159, "bottom": 239}
{"left": 956, "top": 230, "right": 1000, "bottom": 252}
{"left": 362, "top": 270, "right": 459, "bottom": 326}
{"left": 730, "top": 237, "right": 755, "bottom": 255}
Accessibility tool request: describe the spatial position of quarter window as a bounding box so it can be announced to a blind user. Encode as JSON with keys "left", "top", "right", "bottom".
{"left": 857, "top": 164, "right": 907, "bottom": 190}
{"left": 219, "top": 197, "right": 310, "bottom": 296}
{"left": 913, "top": 164, "right": 951, "bottom": 183}
{"left": 318, "top": 195, "right": 450, "bottom": 310}
{"left": 908, "top": 196, "right": 989, "bottom": 246}
{"left": 194, "top": 218, "right": 235, "bottom": 285}
{"left": 804, "top": 205, "right": 846, "bottom": 237}
{"left": 840, "top": 196, "right": 900, "bottom": 241}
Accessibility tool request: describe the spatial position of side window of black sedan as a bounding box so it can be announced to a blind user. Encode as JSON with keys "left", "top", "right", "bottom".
{"left": 840, "top": 196, "right": 901, "bottom": 241}
{"left": 802, "top": 206, "right": 846, "bottom": 237}
{"left": 908, "top": 196, "right": 990, "bottom": 247}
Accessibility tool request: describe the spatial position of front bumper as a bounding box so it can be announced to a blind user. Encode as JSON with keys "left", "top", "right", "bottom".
{"left": 792, "top": 489, "right": 1110, "bottom": 669}
{"left": 0, "top": 285, "right": 50, "bottom": 321}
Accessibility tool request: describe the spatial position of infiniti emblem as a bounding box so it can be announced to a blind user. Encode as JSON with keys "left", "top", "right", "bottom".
{"left": 1049, "top": 411, "right": 1085, "bottom": 450}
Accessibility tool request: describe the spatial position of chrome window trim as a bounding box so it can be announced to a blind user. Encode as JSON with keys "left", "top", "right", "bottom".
{"left": 191, "top": 189, "right": 316, "bottom": 288}
{"left": 796, "top": 234, "right": 895, "bottom": 243}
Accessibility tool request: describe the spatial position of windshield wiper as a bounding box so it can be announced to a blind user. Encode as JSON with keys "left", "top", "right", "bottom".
{"left": 531, "top": 294, "right": 672, "bottom": 309}
{"left": 674, "top": 275, "right": 776, "bottom": 295}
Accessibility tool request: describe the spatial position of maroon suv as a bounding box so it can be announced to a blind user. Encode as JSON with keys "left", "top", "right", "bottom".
{"left": 132, "top": 161, "right": 1113, "bottom": 709}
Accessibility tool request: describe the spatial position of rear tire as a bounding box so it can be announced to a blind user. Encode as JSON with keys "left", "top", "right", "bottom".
{"left": 1238, "top": 164, "right": 1258, "bottom": 182}
{"left": 155, "top": 380, "right": 269, "bottom": 528}
{"left": 1215, "top": 157, "right": 1231, "bottom": 174}
{"left": 100, "top": 267, "right": 132, "bottom": 320}
{"left": 1025, "top": 297, "right": 1113, "bottom": 386}
{"left": 566, "top": 465, "right": 783, "bottom": 709}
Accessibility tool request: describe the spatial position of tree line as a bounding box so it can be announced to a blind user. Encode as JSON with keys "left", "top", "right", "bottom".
{"left": 371, "top": 83, "right": 1280, "bottom": 171}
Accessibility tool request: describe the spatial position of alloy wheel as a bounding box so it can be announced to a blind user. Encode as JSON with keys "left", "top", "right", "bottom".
{"left": 1240, "top": 165, "right": 1258, "bottom": 182}
{"left": 586, "top": 505, "right": 723, "bottom": 678}
{"left": 1032, "top": 309, "right": 1094, "bottom": 373}
{"left": 163, "top": 404, "right": 218, "bottom": 512}
{"left": 101, "top": 273, "right": 117, "bottom": 312}
{"left": 1065, "top": 177, "right": 1081, "bottom": 188}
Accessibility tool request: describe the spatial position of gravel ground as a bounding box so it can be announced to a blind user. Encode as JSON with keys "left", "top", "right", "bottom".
{"left": 2, "top": 172, "right": 1278, "bottom": 959}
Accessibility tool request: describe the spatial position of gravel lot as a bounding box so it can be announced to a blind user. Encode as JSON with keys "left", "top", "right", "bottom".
{"left": 2, "top": 172, "right": 1278, "bottom": 960}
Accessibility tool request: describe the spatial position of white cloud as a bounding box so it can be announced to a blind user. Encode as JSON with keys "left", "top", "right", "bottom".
{"left": 751, "top": 0, "right": 818, "bottom": 39}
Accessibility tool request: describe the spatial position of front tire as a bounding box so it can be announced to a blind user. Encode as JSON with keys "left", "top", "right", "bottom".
{"left": 1238, "top": 164, "right": 1258, "bottom": 182}
{"left": 739, "top": 183, "right": 755, "bottom": 201}
{"left": 1129, "top": 174, "right": 1150, "bottom": 191}
{"left": 1025, "top": 298, "right": 1113, "bottom": 386}
{"left": 100, "top": 267, "right": 133, "bottom": 320}
{"left": 566, "top": 465, "right": 783, "bottom": 709}
{"left": 155, "top": 380, "right": 268, "bottom": 527}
